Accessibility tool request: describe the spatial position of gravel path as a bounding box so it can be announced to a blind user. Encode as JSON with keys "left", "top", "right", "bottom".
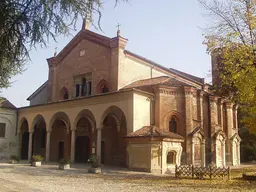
{"left": 0, "top": 163, "right": 254, "bottom": 192}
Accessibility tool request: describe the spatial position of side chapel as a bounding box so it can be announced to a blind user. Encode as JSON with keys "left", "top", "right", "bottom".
{"left": 12, "top": 19, "right": 240, "bottom": 174}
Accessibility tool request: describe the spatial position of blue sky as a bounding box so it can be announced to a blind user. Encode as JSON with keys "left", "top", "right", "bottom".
{"left": 2, "top": 0, "right": 211, "bottom": 107}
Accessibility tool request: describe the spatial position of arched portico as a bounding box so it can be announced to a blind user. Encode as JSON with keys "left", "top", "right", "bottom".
{"left": 31, "top": 114, "right": 47, "bottom": 158}
{"left": 97, "top": 106, "right": 127, "bottom": 166}
{"left": 49, "top": 112, "right": 71, "bottom": 161}
{"left": 20, "top": 118, "right": 29, "bottom": 160}
{"left": 72, "top": 109, "right": 96, "bottom": 163}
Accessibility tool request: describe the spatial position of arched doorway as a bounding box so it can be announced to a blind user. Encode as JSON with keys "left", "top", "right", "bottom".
{"left": 75, "top": 117, "right": 92, "bottom": 163}
{"left": 20, "top": 119, "right": 29, "bottom": 160}
{"left": 49, "top": 112, "right": 71, "bottom": 161}
{"left": 101, "top": 106, "right": 127, "bottom": 166}
{"left": 32, "top": 115, "right": 46, "bottom": 158}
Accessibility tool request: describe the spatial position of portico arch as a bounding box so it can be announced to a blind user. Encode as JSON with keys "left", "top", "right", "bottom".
{"left": 49, "top": 112, "right": 71, "bottom": 161}
{"left": 73, "top": 109, "right": 96, "bottom": 163}
{"left": 19, "top": 118, "right": 29, "bottom": 160}
{"left": 31, "top": 114, "right": 47, "bottom": 158}
{"left": 99, "top": 106, "right": 127, "bottom": 166}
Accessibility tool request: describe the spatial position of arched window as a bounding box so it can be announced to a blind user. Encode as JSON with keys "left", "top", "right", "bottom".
{"left": 59, "top": 87, "right": 69, "bottom": 100}
{"left": 101, "top": 84, "right": 109, "bottom": 94}
{"left": 167, "top": 151, "right": 176, "bottom": 164}
{"left": 81, "top": 77, "right": 87, "bottom": 96}
{"left": 169, "top": 117, "right": 177, "bottom": 133}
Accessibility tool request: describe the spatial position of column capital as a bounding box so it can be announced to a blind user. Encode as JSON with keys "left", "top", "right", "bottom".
{"left": 218, "top": 98, "right": 224, "bottom": 104}
{"left": 225, "top": 101, "right": 234, "bottom": 109}
{"left": 184, "top": 86, "right": 195, "bottom": 95}
{"left": 198, "top": 90, "right": 204, "bottom": 97}
{"left": 96, "top": 127, "right": 103, "bottom": 130}
{"left": 209, "top": 95, "right": 218, "bottom": 102}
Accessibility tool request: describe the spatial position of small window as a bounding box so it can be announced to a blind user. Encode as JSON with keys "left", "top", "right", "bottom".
{"left": 169, "top": 117, "right": 177, "bottom": 133}
{"left": 88, "top": 81, "right": 92, "bottom": 96}
{"left": 76, "top": 84, "right": 80, "bottom": 97}
{"left": 64, "top": 91, "right": 69, "bottom": 100}
{"left": 81, "top": 78, "right": 87, "bottom": 96}
{"left": 167, "top": 151, "right": 175, "bottom": 164}
{"left": 101, "top": 85, "right": 109, "bottom": 94}
{"left": 0, "top": 123, "right": 6, "bottom": 138}
{"left": 79, "top": 49, "right": 85, "bottom": 56}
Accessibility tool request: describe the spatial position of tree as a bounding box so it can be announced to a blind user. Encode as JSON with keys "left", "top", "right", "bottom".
{"left": 0, "top": 0, "right": 127, "bottom": 90}
{"left": 199, "top": 0, "right": 256, "bottom": 133}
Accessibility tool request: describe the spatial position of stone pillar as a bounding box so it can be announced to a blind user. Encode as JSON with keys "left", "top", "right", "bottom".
{"left": 28, "top": 132, "right": 33, "bottom": 161}
{"left": 199, "top": 91, "right": 204, "bottom": 129}
{"left": 225, "top": 102, "right": 234, "bottom": 138}
{"left": 71, "top": 129, "right": 76, "bottom": 163}
{"left": 234, "top": 104, "right": 238, "bottom": 129}
{"left": 237, "top": 143, "right": 240, "bottom": 165}
{"left": 219, "top": 99, "right": 224, "bottom": 129}
{"left": 96, "top": 127, "right": 102, "bottom": 161}
{"left": 184, "top": 87, "right": 194, "bottom": 164}
{"left": 45, "top": 131, "right": 51, "bottom": 161}
{"left": 222, "top": 142, "right": 226, "bottom": 167}
{"left": 209, "top": 96, "right": 218, "bottom": 135}
{"left": 191, "top": 139, "right": 195, "bottom": 165}
{"left": 201, "top": 140, "right": 206, "bottom": 167}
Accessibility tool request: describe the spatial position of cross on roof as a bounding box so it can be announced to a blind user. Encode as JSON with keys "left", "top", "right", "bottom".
{"left": 116, "top": 23, "right": 121, "bottom": 30}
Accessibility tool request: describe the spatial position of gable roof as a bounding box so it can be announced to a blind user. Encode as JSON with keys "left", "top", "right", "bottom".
{"left": 126, "top": 125, "right": 184, "bottom": 140}
{"left": 0, "top": 98, "right": 16, "bottom": 109}
{"left": 121, "top": 76, "right": 191, "bottom": 90}
{"left": 27, "top": 81, "right": 48, "bottom": 101}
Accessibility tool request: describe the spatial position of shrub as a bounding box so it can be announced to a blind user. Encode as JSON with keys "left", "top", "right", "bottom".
{"left": 10, "top": 155, "right": 19, "bottom": 162}
{"left": 59, "top": 157, "right": 70, "bottom": 165}
{"left": 91, "top": 156, "right": 101, "bottom": 168}
{"left": 31, "top": 155, "right": 44, "bottom": 162}
{"left": 87, "top": 155, "right": 96, "bottom": 164}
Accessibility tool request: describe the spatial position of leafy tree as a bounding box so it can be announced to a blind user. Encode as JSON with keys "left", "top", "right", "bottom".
{"left": 199, "top": 0, "right": 256, "bottom": 133}
{"left": 0, "top": 0, "right": 127, "bottom": 90}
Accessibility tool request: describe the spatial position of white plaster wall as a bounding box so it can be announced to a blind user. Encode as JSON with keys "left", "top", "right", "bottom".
{"left": 162, "top": 141, "right": 183, "bottom": 174}
{"left": 133, "top": 93, "right": 151, "bottom": 132}
{"left": 118, "top": 56, "right": 166, "bottom": 89}
{"left": 30, "top": 85, "right": 48, "bottom": 106}
{"left": 0, "top": 109, "right": 19, "bottom": 160}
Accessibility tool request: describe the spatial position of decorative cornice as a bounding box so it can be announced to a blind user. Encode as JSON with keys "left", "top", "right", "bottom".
{"left": 158, "top": 88, "right": 183, "bottom": 95}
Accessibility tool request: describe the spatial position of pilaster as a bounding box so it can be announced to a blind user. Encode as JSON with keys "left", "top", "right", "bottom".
{"left": 225, "top": 102, "right": 234, "bottom": 138}
{"left": 209, "top": 96, "right": 218, "bottom": 135}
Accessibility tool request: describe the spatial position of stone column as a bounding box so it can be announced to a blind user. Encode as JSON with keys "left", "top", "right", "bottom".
{"left": 184, "top": 86, "right": 194, "bottom": 164}
{"left": 222, "top": 142, "right": 226, "bottom": 167}
{"left": 28, "top": 132, "right": 33, "bottom": 161}
{"left": 45, "top": 131, "right": 51, "bottom": 161}
{"left": 201, "top": 140, "right": 206, "bottom": 167}
{"left": 96, "top": 127, "right": 102, "bottom": 162}
{"left": 71, "top": 129, "right": 76, "bottom": 163}
{"left": 199, "top": 91, "right": 204, "bottom": 129}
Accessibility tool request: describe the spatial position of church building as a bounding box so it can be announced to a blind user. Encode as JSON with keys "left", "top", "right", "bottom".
{"left": 5, "top": 20, "right": 241, "bottom": 174}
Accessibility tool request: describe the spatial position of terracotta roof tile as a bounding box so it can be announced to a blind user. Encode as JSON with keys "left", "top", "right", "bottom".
{"left": 0, "top": 98, "right": 16, "bottom": 109}
{"left": 126, "top": 126, "right": 184, "bottom": 140}
{"left": 122, "top": 76, "right": 190, "bottom": 89}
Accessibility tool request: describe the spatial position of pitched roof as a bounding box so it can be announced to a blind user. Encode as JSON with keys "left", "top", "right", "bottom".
{"left": 0, "top": 98, "right": 16, "bottom": 109}
{"left": 124, "top": 50, "right": 205, "bottom": 85}
{"left": 27, "top": 81, "right": 48, "bottom": 101}
{"left": 121, "top": 76, "right": 190, "bottom": 90}
{"left": 126, "top": 125, "right": 184, "bottom": 140}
